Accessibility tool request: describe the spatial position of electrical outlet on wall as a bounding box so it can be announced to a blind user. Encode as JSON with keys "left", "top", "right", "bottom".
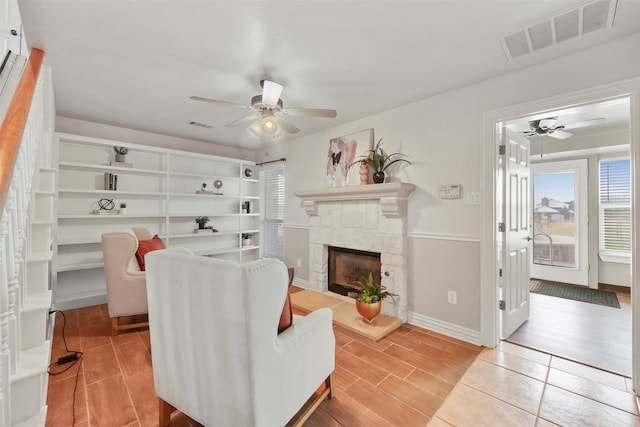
{"left": 448, "top": 290, "right": 457, "bottom": 304}
{"left": 296, "top": 259, "right": 302, "bottom": 268}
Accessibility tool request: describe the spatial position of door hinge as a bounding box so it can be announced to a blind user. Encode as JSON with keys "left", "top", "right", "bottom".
{"left": 498, "top": 222, "right": 505, "bottom": 232}
{"left": 499, "top": 268, "right": 502, "bottom": 277}
{"left": 499, "top": 300, "right": 506, "bottom": 310}
{"left": 499, "top": 145, "right": 506, "bottom": 155}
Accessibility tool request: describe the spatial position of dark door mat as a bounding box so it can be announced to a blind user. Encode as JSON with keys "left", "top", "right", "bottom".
{"left": 530, "top": 279, "right": 620, "bottom": 308}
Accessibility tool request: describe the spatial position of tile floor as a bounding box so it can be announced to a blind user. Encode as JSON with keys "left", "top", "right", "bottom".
{"left": 429, "top": 341, "right": 640, "bottom": 427}
{"left": 47, "top": 299, "right": 639, "bottom": 426}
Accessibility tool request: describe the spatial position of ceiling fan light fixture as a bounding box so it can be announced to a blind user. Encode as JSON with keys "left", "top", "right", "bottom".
{"left": 538, "top": 118, "right": 557, "bottom": 130}
{"left": 247, "top": 114, "right": 280, "bottom": 138}
{"left": 261, "top": 117, "right": 278, "bottom": 135}
{"left": 248, "top": 120, "right": 263, "bottom": 138}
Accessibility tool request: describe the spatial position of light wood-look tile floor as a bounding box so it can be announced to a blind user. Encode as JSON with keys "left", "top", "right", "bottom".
{"left": 430, "top": 341, "right": 640, "bottom": 427}
{"left": 46, "top": 288, "right": 638, "bottom": 426}
{"left": 507, "top": 290, "right": 632, "bottom": 376}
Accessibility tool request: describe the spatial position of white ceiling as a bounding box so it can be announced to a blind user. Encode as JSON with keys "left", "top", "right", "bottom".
{"left": 17, "top": 0, "right": 640, "bottom": 149}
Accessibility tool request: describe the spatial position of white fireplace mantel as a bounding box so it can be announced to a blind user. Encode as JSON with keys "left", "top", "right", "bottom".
{"left": 295, "top": 182, "right": 416, "bottom": 218}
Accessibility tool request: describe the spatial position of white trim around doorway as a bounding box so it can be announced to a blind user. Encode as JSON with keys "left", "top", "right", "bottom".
{"left": 480, "top": 77, "right": 640, "bottom": 393}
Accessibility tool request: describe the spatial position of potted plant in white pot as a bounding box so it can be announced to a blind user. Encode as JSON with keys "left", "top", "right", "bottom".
{"left": 351, "top": 138, "right": 413, "bottom": 184}
{"left": 242, "top": 233, "right": 254, "bottom": 246}
{"left": 119, "top": 203, "right": 127, "bottom": 215}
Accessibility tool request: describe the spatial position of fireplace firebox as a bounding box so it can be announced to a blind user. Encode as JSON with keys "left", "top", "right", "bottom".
{"left": 328, "top": 246, "right": 382, "bottom": 296}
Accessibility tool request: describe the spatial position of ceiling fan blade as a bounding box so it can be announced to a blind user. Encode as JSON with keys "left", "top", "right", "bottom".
{"left": 224, "top": 114, "right": 256, "bottom": 128}
{"left": 538, "top": 118, "right": 557, "bottom": 130}
{"left": 261, "top": 80, "right": 283, "bottom": 107}
{"left": 547, "top": 129, "right": 573, "bottom": 139}
{"left": 284, "top": 107, "right": 337, "bottom": 118}
{"left": 562, "top": 117, "right": 605, "bottom": 130}
{"left": 275, "top": 116, "right": 300, "bottom": 134}
{"left": 190, "top": 96, "right": 250, "bottom": 109}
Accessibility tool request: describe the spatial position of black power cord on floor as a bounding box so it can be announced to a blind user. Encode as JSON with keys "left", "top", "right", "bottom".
{"left": 47, "top": 309, "right": 83, "bottom": 426}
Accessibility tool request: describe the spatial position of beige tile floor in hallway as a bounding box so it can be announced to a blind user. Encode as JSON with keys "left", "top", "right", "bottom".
{"left": 429, "top": 341, "right": 640, "bottom": 427}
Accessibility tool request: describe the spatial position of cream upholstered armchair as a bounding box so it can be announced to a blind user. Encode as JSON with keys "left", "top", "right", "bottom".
{"left": 145, "top": 249, "right": 335, "bottom": 427}
{"left": 101, "top": 227, "right": 152, "bottom": 335}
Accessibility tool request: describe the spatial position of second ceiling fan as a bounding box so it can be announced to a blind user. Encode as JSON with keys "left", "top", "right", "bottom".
{"left": 191, "top": 79, "right": 337, "bottom": 138}
{"left": 520, "top": 116, "right": 605, "bottom": 139}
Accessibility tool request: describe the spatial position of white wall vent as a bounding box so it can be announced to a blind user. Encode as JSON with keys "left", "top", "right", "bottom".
{"left": 186, "top": 120, "right": 213, "bottom": 129}
{"left": 501, "top": 0, "right": 618, "bottom": 61}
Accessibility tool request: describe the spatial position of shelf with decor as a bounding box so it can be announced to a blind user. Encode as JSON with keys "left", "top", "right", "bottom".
{"left": 54, "top": 132, "right": 259, "bottom": 310}
{"left": 58, "top": 161, "right": 166, "bottom": 176}
{"left": 59, "top": 189, "right": 166, "bottom": 197}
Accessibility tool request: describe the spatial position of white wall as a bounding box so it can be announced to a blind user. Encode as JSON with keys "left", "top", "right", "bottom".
{"left": 56, "top": 116, "right": 257, "bottom": 161}
{"left": 258, "top": 33, "right": 640, "bottom": 335}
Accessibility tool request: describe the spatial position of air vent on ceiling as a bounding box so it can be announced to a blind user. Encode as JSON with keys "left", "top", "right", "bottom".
{"left": 501, "top": 0, "right": 618, "bottom": 61}
{"left": 186, "top": 120, "right": 213, "bottom": 129}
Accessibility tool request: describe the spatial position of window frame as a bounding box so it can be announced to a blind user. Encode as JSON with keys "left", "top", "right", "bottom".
{"left": 598, "top": 156, "right": 631, "bottom": 264}
{"left": 259, "top": 163, "right": 285, "bottom": 261}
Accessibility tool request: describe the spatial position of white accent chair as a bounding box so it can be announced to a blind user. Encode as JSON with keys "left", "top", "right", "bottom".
{"left": 145, "top": 248, "right": 335, "bottom": 427}
{"left": 101, "top": 227, "right": 151, "bottom": 335}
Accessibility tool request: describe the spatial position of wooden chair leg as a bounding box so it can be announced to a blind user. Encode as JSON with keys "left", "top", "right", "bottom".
{"left": 288, "top": 374, "right": 333, "bottom": 427}
{"left": 111, "top": 317, "right": 118, "bottom": 336}
{"left": 325, "top": 374, "right": 334, "bottom": 399}
{"left": 159, "top": 398, "right": 175, "bottom": 427}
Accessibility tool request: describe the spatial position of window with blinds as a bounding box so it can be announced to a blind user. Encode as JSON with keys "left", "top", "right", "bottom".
{"left": 260, "top": 166, "right": 285, "bottom": 260}
{"left": 599, "top": 158, "right": 631, "bottom": 257}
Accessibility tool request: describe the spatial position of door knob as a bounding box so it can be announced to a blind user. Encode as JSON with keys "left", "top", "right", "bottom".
{"left": 525, "top": 236, "right": 532, "bottom": 241}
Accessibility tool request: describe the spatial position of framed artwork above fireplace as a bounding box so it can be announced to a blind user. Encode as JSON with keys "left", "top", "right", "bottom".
{"left": 326, "top": 128, "right": 374, "bottom": 187}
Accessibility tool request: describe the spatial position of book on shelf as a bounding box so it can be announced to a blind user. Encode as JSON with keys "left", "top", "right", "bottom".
{"left": 92, "top": 209, "right": 119, "bottom": 215}
{"left": 110, "top": 161, "right": 133, "bottom": 168}
{"left": 193, "top": 227, "right": 219, "bottom": 234}
{"left": 104, "top": 172, "right": 118, "bottom": 190}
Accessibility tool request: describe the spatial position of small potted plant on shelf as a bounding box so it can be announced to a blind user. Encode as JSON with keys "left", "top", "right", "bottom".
{"left": 242, "top": 201, "right": 251, "bottom": 214}
{"left": 113, "top": 146, "right": 129, "bottom": 163}
{"left": 119, "top": 202, "right": 127, "bottom": 215}
{"left": 350, "top": 138, "right": 413, "bottom": 184}
{"left": 195, "top": 216, "right": 209, "bottom": 229}
{"left": 242, "top": 233, "right": 254, "bottom": 246}
{"left": 348, "top": 272, "right": 394, "bottom": 323}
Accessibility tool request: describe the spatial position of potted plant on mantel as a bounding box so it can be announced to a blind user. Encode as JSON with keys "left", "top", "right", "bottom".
{"left": 348, "top": 272, "right": 395, "bottom": 323}
{"left": 351, "top": 138, "right": 413, "bottom": 184}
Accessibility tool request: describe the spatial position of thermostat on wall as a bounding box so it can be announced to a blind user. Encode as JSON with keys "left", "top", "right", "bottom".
{"left": 439, "top": 184, "right": 462, "bottom": 199}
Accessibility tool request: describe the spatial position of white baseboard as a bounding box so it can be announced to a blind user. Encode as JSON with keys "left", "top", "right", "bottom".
{"left": 407, "top": 311, "right": 481, "bottom": 346}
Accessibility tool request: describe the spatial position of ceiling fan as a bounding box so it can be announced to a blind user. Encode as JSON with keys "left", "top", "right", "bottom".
{"left": 190, "top": 80, "right": 337, "bottom": 139}
{"left": 519, "top": 116, "right": 605, "bottom": 139}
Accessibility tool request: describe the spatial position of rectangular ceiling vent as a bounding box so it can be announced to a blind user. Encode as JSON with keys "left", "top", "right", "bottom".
{"left": 501, "top": 0, "right": 617, "bottom": 61}
{"left": 186, "top": 120, "right": 213, "bottom": 129}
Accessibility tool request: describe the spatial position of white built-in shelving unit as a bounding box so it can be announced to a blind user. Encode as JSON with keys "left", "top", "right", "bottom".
{"left": 54, "top": 133, "right": 260, "bottom": 310}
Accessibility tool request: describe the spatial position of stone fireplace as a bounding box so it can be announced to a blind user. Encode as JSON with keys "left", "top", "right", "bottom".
{"left": 296, "top": 182, "right": 416, "bottom": 322}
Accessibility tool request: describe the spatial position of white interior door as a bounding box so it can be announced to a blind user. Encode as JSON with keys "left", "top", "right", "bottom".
{"left": 501, "top": 128, "right": 532, "bottom": 338}
{"left": 530, "top": 159, "right": 589, "bottom": 286}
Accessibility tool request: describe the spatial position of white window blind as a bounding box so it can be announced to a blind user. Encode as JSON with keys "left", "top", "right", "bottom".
{"left": 261, "top": 165, "right": 285, "bottom": 260}
{"left": 599, "top": 158, "right": 631, "bottom": 254}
